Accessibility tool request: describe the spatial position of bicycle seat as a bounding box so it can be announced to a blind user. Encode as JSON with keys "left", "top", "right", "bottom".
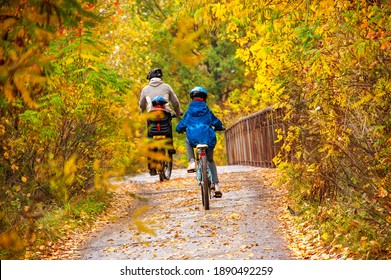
{"left": 196, "top": 144, "right": 208, "bottom": 149}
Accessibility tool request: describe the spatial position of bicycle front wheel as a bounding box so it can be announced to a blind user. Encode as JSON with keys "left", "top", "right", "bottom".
{"left": 201, "top": 155, "right": 210, "bottom": 210}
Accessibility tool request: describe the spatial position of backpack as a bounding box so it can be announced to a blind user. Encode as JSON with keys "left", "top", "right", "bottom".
{"left": 147, "top": 109, "right": 172, "bottom": 138}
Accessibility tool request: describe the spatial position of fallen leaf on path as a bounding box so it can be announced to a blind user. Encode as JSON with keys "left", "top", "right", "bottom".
{"left": 132, "top": 205, "right": 156, "bottom": 236}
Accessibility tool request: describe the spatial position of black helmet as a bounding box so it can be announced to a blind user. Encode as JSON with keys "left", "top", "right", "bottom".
{"left": 147, "top": 68, "right": 163, "bottom": 80}
{"left": 152, "top": 96, "right": 168, "bottom": 107}
{"left": 190, "top": 86, "right": 208, "bottom": 100}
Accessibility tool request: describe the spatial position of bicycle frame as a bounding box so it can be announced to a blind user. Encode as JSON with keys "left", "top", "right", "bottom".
{"left": 195, "top": 144, "right": 213, "bottom": 210}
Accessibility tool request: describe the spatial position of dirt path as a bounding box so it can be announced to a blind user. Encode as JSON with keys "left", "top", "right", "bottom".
{"left": 79, "top": 166, "right": 294, "bottom": 260}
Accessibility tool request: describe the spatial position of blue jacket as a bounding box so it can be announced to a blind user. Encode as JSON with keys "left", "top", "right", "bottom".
{"left": 176, "top": 101, "right": 223, "bottom": 149}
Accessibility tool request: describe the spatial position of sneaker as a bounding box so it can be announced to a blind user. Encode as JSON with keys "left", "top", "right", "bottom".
{"left": 187, "top": 160, "right": 196, "bottom": 173}
{"left": 214, "top": 183, "right": 222, "bottom": 198}
{"left": 149, "top": 169, "right": 157, "bottom": 176}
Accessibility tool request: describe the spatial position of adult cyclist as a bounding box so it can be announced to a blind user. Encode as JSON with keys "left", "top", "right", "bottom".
{"left": 139, "top": 68, "right": 182, "bottom": 175}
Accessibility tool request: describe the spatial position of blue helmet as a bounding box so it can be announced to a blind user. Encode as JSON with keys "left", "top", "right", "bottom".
{"left": 152, "top": 95, "right": 168, "bottom": 106}
{"left": 190, "top": 86, "right": 208, "bottom": 99}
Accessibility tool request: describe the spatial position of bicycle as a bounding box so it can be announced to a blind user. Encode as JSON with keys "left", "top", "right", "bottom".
{"left": 191, "top": 127, "right": 225, "bottom": 210}
{"left": 195, "top": 144, "right": 214, "bottom": 210}
{"left": 149, "top": 135, "right": 173, "bottom": 181}
{"left": 147, "top": 112, "right": 175, "bottom": 182}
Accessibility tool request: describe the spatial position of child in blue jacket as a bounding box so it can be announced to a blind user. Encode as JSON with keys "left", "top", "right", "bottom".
{"left": 176, "top": 86, "right": 224, "bottom": 197}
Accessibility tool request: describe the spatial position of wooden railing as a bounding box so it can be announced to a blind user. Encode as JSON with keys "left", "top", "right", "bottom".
{"left": 224, "top": 106, "right": 284, "bottom": 168}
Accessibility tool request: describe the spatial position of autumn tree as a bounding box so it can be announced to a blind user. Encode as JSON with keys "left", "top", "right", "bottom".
{"left": 0, "top": 0, "right": 138, "bottom": 255}
{"left": 189, "top": 0, "right": 391, "bottom": 258}
{"left": 107, "top": 0, "right": 249, "bottom": 166}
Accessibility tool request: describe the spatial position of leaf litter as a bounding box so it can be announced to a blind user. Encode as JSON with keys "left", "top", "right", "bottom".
{"left": 38, "top": 167, "right": 343, "bottom": 260}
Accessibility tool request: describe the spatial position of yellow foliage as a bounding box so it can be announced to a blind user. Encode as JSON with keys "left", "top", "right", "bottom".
{"left": 132, "top": 206, "right": 156, "bottom": 236}
{"left": 64, "top": 156, "right": 77, "bottom": 175}
{"left": 170, "top": 16, "right": 206, "bottom": 66}
{"left": 4, "top": 81, "right": 16, "bottom": 103}
{"left": 0, "top": 231, "right": 24, "bottom": 251}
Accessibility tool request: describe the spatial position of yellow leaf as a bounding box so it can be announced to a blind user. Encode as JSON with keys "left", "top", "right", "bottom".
{"left": 361, "top": 236, "right": 367, "bottom": 248}
{"left": 0, "top": 231, "right": 24, "bottom": 251}
{"left": 132, "top": 206, "right": 156, "bottom": 236}
{"left": 64, "top": 156, "right": 77, "bottom": 176}
{"left": 0, "top": 125, "right": 5, "bottom": 137}
{"left": 229, "top": 213, "right": 241, "bottom": 220}
{"left": 93, "top": 159, "right": 100, "bottom": 171}
{"left": 21, "top": 176, "right": 27, "bottom": 183}
{"left": 133, "top": 221, "right": 156, "bottom": 236}
{"left": 14, "top": 75, "right": 37, "bottom": 108}
{"left": 65, "top": 57, "right": 74, "bottom": 65}
{"left": 376, "top": 187, "right": 388, "bottom": 198}
{"left": 2, "top": 18, "right": 17, "bottom": 31}
{"left": 4, "top": 81, "right": 16, "bottom": 103}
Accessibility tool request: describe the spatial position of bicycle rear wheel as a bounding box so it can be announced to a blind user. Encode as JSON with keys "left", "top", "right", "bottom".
{"left": 201, "top": 155, "right": 210, "bottom": 210}
{"left": 158, "top": 162, "right": 164, "bottom": 182}
{"left": 163, "top": 152, "right": 173, "bottom": 180}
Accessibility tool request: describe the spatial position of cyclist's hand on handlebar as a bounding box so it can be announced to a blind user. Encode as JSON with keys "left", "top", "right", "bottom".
{"left": 172, "top": 111, "right": 184, "bottom": 119}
